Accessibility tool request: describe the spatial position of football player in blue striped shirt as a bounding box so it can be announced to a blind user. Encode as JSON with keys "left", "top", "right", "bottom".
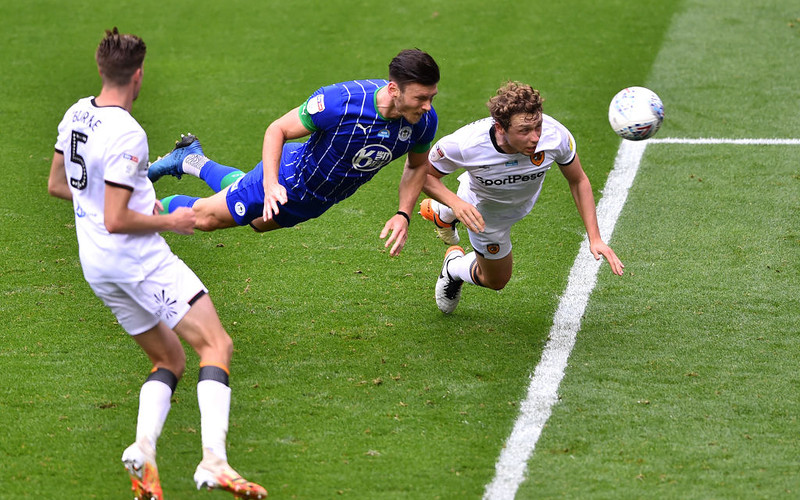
{"left": 150, "top": 49, "right": 439, "bottom": 257}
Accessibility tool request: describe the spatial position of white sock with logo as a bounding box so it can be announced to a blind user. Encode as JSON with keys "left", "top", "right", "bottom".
{"left": 182, "top": 154, "right": 210, "bottom": 177}
{"left": 447, "top": 251, "right": 477, "bottom": 285}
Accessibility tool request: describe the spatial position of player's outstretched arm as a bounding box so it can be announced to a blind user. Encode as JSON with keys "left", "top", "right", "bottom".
{"left": 560, "top": 154, "right": 624, "bottom": 276}
{"left": 380, "top": 150, "right": 428, "bottom": 256}
{"left": 422, "top": 165, "right": 485, "bottom": 233}
{"left": 104, "top": 184, "right": 195, "bottom": 235}
{"left": 261, "top": 107, "right": 310, "bottom": 222}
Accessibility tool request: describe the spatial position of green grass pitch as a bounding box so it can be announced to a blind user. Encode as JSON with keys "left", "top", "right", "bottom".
{"left": 1, "top": 0, "right": 798, "bottom": 498}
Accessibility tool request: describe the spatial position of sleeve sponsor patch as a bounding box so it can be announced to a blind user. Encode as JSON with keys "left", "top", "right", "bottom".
{"left": 429, "top": 144, "right": 445, "bottom": 162}
{"left": 307, "top": 94, "right": 325, "bottom": 115}
{"left": 122, "top": 152, "right": 140, "bottom": 177}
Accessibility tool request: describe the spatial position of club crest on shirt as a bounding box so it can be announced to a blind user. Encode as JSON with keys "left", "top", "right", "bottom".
{"left": 530, "top": 152, "right": 545, "bottom": 166}
{"left": 352, "top": 144, "right": 393, "bottom": 171}
{"left": 307, "top": 94, "right": 325, "bottom": 115}
{"left": 487, "top": 243, "right": 501, "bottom": 255}
{"left": 398, "top": 126, "right": 412, "bottom": 141}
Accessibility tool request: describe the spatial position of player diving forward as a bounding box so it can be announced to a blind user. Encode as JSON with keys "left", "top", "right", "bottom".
{"left": 148, "top": 49, "right": 439, "bottom": 257}
{"left": 419, "top": 81, "right": 625, "bottom": 314}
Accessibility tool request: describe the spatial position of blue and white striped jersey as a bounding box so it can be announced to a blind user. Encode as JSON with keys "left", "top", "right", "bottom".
{"left": 282, "top": 79, "right": 438, "bottom": 203}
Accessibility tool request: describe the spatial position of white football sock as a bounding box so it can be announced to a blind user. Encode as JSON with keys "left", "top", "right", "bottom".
{"left": 197, "top": 379, "right": 231, "bottom": 462}
{"left": 447, "top": 251, "right": 477, "bottom": 285}
{"left": 182, "top": 154, "right": 210, "bottom": 177}
{"left": 135, "top": 379, "right": 173, "bottom": 451}
{"left": 434, "top": 200, "right": 456, "bottom": 224}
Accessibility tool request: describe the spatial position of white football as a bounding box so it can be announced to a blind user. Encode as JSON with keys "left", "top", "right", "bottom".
{"left": 608, "top": 87, "right": 664, "bottom": 141}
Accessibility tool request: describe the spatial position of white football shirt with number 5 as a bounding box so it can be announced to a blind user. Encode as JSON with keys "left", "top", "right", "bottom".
{"left": 55, "top": 96, "right": 169, "bottom": 283}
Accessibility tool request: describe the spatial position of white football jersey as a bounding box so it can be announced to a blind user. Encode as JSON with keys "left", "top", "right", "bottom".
{"left": 55, "top": 97, "right": 169, "bottom": 283}
{"left": 429, "top": 115, "right": 576, "bottom": 222}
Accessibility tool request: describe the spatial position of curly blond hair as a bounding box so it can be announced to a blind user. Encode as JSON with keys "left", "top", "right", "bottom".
{"left": 487, "top": 81, "right": 544, "bottom": 130}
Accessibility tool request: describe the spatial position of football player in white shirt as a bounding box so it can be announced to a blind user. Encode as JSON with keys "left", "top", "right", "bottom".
{"left": 420, "top": 81, "right": 624, "bottom": 314}
{"left": 47, "top": 28, "right": 266, "bottom": 500}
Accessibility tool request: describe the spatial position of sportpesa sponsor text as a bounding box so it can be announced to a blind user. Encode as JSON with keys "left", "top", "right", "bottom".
{"left": 473, "top": 170, "right": 545, "bottom": 186}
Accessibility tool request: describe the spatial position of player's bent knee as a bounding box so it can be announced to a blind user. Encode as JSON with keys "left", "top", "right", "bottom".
{"left": 481, "top": 275, "right": 510, "bottom": 291}
{"left": 215, "top": 331, "right": 234, "bottom": 357}
{"left": 250, "top": 217, "right": 282, "bottom": 232}
{"left": 152, "top": 352, "right": 186, "bottom": 379}
{"left": 200, "top": 324, "right": 233, "bottom": 357}
{"left": 195, "top": 214, "right": 223, "bottom": 232}
{"left": 190, "top": 327, "right": 232, "bottom": 363}
{"left": 135, "top": 323, "right": 188, "bottom": 378}
{"left": 192, "top": 199, "right": 236, "bottom": 231}
{"left": 486, "top": 281, "right": 508, "bottom": 291}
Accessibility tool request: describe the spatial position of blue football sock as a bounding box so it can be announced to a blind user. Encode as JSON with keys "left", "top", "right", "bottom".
{"left": 160, "top": 194, "right": 199, "bottom": 214}
{"left": 199, "top": 160, "right": 245, "bottom": 193}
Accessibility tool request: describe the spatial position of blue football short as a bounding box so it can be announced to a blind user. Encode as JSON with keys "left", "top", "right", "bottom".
{"left": 225, "top": 144, "right": 334, "bottom": 228}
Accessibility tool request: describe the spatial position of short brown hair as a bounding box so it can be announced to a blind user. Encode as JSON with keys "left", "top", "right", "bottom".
{"left": 388, "top": 49, "right": 440, "bottom": 90}
{"left": 95, "top": 27, "right": 146, "bottom": 86}
{"left": 487, "top": 81, "right": 544, "bottom": 131}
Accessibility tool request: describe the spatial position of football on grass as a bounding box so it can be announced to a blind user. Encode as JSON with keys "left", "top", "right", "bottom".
{"left": 608, "top": 87, "right": 664, "bottom": 141}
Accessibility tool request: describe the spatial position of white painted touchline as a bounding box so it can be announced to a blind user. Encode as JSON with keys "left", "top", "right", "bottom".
{"left": 483, "top": 135, "right": 800, "bottom": 499}
{"left": 650, "top": 137, "right": 800, "bottom": 145}
{"left": 483, "top": 140, "right": 648, "bottom": 500}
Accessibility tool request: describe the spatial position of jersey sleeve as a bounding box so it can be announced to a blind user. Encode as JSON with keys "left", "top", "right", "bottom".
{"left": 55, "top": 106, "right": 75, "bottom": 155}
{"left": 554, "top": 124, "right": 577, "bottom": 166}
{"left": 104, "top": 128, "right": 148, "bottom": 189}
{"left": 298, "top": 84, "right": 344, "bottom": 132}
{"left": 428, "top": 134, "right": 464, "bottom": 175}
{"left": 298, "top": 95, "right": 321, "bottom": 132}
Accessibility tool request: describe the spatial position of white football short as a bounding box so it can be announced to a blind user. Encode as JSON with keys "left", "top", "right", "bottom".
{"left": 457, "top": 180, "right": 529, "bottom": 261}
{"left": 88, "top": 253, "right": 207, "bottom": 335}
{"left": 467, "top": 221, "right": 513, "bottom": 260}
